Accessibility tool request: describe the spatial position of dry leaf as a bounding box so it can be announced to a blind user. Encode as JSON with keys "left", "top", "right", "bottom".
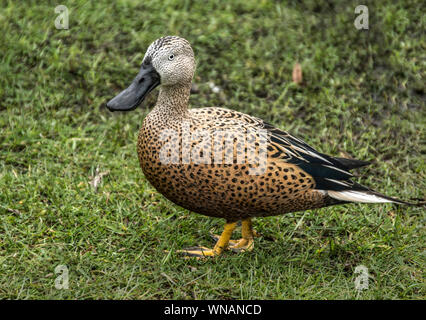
{"left": 6, "top": 208, "right": 22, "bottom": 216}
{"left": 339, "top": 151, "right": 353, "bottom": 159}
{"left": 89, "top": 166, "right": 110, "bottom": 192}
{"left": 292, "top": 62, "right": 303, "bottom": 85}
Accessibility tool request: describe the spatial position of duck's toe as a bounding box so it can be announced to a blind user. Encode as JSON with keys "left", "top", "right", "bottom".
{"left": 209, "top": 220, "right": 260, "bottom": 253}
{"left": 175, "top": 221, "right": 238, "bottom": 259}
{"left": 228, "top": 238, "right": 254, "bottom": 252}
{"left": 209, "top": 233, "right": 254, "bottom": 252}
{"left": 177, "top": 246, "right": 220, "bottom": 258}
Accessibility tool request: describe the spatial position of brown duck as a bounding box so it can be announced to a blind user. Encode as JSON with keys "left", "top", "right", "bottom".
{"left": 107, "top": 36, "right": 422, "bottom": 258}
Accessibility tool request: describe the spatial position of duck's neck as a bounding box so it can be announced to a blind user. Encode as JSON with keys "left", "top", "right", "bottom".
{"left": 153, "top": 84, "right": 191, "bottom": 119}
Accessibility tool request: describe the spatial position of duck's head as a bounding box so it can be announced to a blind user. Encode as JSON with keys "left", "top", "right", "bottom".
{"left": 107, "top": 36, "right": 195, "bottom": 112}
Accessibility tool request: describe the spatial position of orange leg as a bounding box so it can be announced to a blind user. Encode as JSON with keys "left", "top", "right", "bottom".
{"left": 211, "top": 218, "right": 258, "bottom": 252}
{"left": 178, "top": 221, "right": 237, "bottom": 258}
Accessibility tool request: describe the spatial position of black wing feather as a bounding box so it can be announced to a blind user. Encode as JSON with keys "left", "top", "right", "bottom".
{"left": 263, "top": 121, "right": 371, "bottom": 192}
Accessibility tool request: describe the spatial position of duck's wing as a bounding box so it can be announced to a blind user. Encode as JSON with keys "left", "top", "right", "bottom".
{"left": 262, "top": 121, "right": 422, "bottom": 205}
{"left": 194, "top": 107, "right": 368, "bottom": 167}
{"left": 192, "top": 107, "right": 415, "bottom": 205}
{"left": 261, "top": 121, "right": 370, "bottom": 191}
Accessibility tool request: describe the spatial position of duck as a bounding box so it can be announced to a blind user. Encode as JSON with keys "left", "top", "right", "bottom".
{"left": 106, "top": 36, "right": 423, "bottom": 258}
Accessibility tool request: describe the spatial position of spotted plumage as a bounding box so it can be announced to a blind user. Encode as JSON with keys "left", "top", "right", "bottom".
{"left": 107, "top": 36, "right": 423, "bottom": 258}
{"left": 138, "top": 107, "right": 336, "bottom": 220}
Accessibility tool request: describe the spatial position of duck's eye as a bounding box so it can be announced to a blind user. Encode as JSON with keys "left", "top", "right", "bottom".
{"left": 168, "top": 54, "right": 174, "bottom": 61}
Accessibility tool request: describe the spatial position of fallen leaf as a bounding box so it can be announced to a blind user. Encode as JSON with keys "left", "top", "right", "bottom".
{"left": 339, "top": 151, "right": 353, "bottom": 159}
{"left": 292, "top": 62, "right": 303, "bottom": 85}
{"left": 89, "top": 166, "right": 110, "bottom": 192}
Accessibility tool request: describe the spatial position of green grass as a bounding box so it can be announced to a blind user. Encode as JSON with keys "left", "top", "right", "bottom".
{"left": 0, "top": 0, "right": 425, "bottom": 299}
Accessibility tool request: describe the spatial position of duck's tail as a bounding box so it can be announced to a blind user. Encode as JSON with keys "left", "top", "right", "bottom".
{"left": 327, "top": 187, "right": 425, "bottom": 207}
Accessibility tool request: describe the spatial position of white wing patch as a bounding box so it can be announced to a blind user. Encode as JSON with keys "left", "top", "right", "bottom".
{"left": 327, "top": 190, "right": 394, "bottom": 203}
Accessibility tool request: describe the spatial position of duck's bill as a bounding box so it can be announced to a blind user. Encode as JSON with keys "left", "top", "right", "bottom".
{"left": 106, "top": 65, "right": 160, "bottom": 112}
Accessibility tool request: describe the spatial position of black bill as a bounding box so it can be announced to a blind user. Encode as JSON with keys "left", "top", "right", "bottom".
{"left": 106, "top": 64, "right": 160, "bottom": 112}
